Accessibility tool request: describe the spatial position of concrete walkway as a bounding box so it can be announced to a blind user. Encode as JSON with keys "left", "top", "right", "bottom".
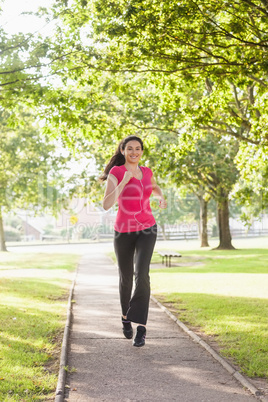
{"left": 64, "top": 250, "right": 258, "bottom": 402}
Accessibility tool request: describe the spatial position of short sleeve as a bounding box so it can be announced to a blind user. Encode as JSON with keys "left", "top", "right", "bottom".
{"left": 146, "top": 167, "right": 153, "bottom": 178}
{"left": 109, "top": 166, "right": 120, "bottom": 179}
{"left": 109, "top": 165, "right": 125, "bottom": 183}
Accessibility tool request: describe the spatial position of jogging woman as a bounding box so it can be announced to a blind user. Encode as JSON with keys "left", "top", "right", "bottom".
{"left": 101, "top": 135, "right": 167, "bottom": 347}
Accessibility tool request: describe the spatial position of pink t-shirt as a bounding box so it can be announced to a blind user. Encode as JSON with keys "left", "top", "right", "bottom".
{"left": 109, "top": 165, "right": 156, "bottom": 233}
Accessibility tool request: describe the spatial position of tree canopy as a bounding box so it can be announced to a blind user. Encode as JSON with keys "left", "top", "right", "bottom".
{"left": 1, "top": 0, "right": 267, "bottom": 249}
{"left": 0, "top": 106, "right": 92, "bottom": 250}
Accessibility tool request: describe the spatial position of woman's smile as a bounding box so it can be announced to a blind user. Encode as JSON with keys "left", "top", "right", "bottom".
{"left": 124, "top": 140, "right": 143, "bottom": 163}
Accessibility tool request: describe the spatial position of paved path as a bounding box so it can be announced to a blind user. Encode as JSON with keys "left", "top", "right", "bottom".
{"left": 64, "top": 250, "right": 258, "bottom": 402}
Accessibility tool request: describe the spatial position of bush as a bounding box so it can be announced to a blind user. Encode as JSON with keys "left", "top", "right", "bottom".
{"left": 4, "top": 229, "right": 21, "bottom": 242}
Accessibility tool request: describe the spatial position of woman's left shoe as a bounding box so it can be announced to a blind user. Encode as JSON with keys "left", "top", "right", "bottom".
{"left": 122, "top": 317, "right": 133, "bottom": 339}
{"left": 133, "top": 325, "right": 146, "bottom": 347}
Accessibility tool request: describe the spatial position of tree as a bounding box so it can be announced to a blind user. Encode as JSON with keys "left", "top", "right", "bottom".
{"left": 232, "top": 143, "right": 268, "bottom": 224}
{"left": 2, "top": 1, "right": 265, "bottom": 250}
{"left": 0, "top": 26, "right": 48, "bottom": 109}
{"left": 151, "top": 132, "right": 239, "bottom": 249}
{"left": 47, "top": 1, "right": 268, "bottom": 134}
{"left": 195, "top": 189, "right": 211, "bottom": 247}
{"left": 150, "top": 189, "right": 200, "bottom": 240}
{"left": 43, "top": 70, "right": 242, "bottom": 249}
{"left": 0, "top": 107, "right": 83, "bottom": 251}
{"left": 190, "top": 135, "right": 239, "bottom": 249}
{"left": 50, "top": 0, "right": 268, "bottom": 79}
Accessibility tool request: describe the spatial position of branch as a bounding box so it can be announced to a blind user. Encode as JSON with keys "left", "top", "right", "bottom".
{"left": 0, "top": 66, "right": 75, "bottom": 89}
{"left": 129, "top": 122, "right": 179, "bottom": 134}
{"left": 81, "top": 59, "right": 241, "bottom": 75}
{"left": 242, "top": 0, "right": 268, "bottom": 15}
{"left": 165, "top": 33, "right": 235, "bottom": 63}
{"left": 0, "top": 49, "right": 82, "bottom": 77}
{"left": 247, "top": 85, "right": 261, "bottom": 118}
{"left": 246, "top": 74, "right": 268, "bottom": 88}
{"left": 248, "top": 85, "right": 255, "bottom": 105}
{"left": 0, "top": 9, "right": 68, "bottom": 55}
{"left": 192, "top": 0, "right": 268, "bottom": 45}
{"left": 210, "top": 120, "right": 239, "bottom": 131}
{"left": 223, "top": 6, "right": 267, "bottom": 36}
{"left": 0, "top": 33, "right": 37, "bottom": 56}
{"left": 231, "top": 84, "right": 242, "bottom": 113}
{"left": 260, "top": 0, "right": 268, "bottom": 11}
{"left": 199, "top": 124, "right": 260, "bottom": 145}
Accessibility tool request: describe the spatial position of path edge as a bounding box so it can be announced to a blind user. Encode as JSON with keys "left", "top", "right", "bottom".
{"left": 150, "top": 294, "right": 268, "bottom": 402}
{"left": 54, "top": 264, "right": 78, "bottom": 402}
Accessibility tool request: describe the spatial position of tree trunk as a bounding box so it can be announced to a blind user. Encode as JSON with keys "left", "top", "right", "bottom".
{"left": 0, "top": 208, "right": 7, "bottom": 252}
{"left": 214, "top": 197, "right": 235, "bottom": 250}
{"left": 199, "top": 197, "right": 209, "bottom": 247}
{"left": 160, "top": 224, "right": 166, "bottom": 240}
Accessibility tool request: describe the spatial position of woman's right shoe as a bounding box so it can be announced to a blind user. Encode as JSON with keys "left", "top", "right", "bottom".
{"left": 122, "top": 317, "right": 133, "bottom": 339}
{"left": 133, "top": 325, "right": 146, "bottom": 347}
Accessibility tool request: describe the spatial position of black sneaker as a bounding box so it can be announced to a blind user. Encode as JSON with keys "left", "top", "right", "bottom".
{"left": 133, "top": 325, "right": 146, "bottom": 347}
{"left": 122, "top": 317, "right": 133, "bottom": 339}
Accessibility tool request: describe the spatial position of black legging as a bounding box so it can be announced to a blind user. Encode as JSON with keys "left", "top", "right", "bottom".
{"left": 114, "top": 224, "right": 157, "bottom": 325}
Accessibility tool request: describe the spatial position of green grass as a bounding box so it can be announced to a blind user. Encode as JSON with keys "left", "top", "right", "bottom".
{"left": 152, "top": 248, "right": 268, "bottom": 273}
{"left": 0, "top": 253, "right": 76, "bottom": 271}
{"left": 150, "top": 248, "right": 268, "bottom": 379}
{"left": 0, "top": 253, "right": 79, "bottom": 401}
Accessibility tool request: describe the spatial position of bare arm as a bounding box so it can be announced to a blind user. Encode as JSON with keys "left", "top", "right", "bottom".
{"left": 103, "top": 171, "right": 133, "bottom": 210}
{"left": 151, "top": 175, "right": 167, "bottom": 209}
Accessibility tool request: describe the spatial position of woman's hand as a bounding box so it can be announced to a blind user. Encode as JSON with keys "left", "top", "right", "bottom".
{"left": 102, "top": 170, "right": 135, "bottom": 210}
{"left": 151, "top": 175, "right": 167, "bottom": 209}
{"left": 159, "top": 198, "right": 167, "bottom": 209}
{"left": 122, "top": 170, "right": 134, "bottom": 184}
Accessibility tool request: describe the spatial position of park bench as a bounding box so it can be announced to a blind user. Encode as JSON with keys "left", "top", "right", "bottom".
{"left": 158, "top": 251, "right": 182, "bottom": 267}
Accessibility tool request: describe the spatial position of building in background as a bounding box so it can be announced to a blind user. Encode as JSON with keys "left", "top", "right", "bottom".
{"left": 4, "top": 202, "right": 268, "bottom": 243}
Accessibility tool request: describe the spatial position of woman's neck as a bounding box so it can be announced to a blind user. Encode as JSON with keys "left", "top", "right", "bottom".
{"left": 124, "top": 162, "right": 139, "bottom": 172}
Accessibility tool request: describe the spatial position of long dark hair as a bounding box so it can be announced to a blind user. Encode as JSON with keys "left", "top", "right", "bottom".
{"left": 100, "top": 135, "right": 144, "bottom": 181}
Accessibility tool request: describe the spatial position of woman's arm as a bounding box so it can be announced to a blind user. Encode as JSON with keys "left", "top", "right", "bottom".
{"left": 151, "top": 175, "right": 167, "bottom": 209}
{"left": 102, "top": 171, "right": 133, "bottom": 210}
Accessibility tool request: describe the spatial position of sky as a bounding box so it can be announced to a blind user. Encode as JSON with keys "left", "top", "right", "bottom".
{"left": 0, "top": 0, "right": 54, "bottom": 35}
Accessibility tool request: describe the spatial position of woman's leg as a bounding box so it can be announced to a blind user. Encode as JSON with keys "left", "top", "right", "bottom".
{"left": 126, "top": 224, "right": 157, "bottom": 325}
{"left": 114, "top": 231, "right": 136, "bottom": 317}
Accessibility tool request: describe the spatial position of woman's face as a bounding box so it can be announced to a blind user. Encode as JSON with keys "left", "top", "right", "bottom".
{"left": 123, "top": 140, "right": 143, "bottom": 164}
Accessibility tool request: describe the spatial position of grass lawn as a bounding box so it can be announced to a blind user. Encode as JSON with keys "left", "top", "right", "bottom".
{"left": 150, "top": 247, "right": 268, "bottom": 380}
{"left": 0, "top": 252, "right": 79, "bottom": 401}
{"left": 0, "top": 253, "right": 76, "bottom": 271}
